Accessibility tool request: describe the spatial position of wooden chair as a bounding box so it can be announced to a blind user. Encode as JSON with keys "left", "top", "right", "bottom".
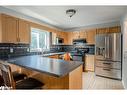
{"left": 0, "top": 61, "right": 44, "bottom": 89}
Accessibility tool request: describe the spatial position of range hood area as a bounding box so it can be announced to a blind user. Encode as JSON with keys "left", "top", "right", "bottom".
{"left": 73, "top": 38, "right": 87, "bottom": 45}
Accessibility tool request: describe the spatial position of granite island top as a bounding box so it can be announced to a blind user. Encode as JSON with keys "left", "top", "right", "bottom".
{"left": 42, "top": 52, "right": 66, "bottom": 57}
{"left": 6, "top": 55, "right": 83, "bottom": 77}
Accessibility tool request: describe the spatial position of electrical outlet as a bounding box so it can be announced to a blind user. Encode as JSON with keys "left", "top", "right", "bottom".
{"left": 10, "top": 48, "right": 13, "bottom": 53}
{"left": 27, "top": 48, "right": 30, "bottom": 52}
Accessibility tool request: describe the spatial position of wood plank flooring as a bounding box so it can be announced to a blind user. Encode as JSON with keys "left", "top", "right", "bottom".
{"left": 83, "top": 72, "right": 124, "bottom": 89}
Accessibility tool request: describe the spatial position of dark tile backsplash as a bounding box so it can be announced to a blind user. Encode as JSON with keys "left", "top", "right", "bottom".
{"left": 50, "top": 45, "right": 74, "bottom": 52}
{"left": 0, "top": 43, "right": 95, "bottom": 60}
{"left": 0, "top": 43, "right": 30, "bottom": 59}
{"left": 50, "top": 44, "right": 95, "bottom": 54}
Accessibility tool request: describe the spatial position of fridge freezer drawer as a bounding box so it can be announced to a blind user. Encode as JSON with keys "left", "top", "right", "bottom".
{"left": 95, "top": 61, "right": 121, "bottom": 69}
{"left": 95, "top": 67, "right": 121, "bottom": 79}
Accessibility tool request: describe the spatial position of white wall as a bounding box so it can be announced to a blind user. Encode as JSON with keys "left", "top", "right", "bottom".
{"left": 0, "top": 6, "right": 60, "bottom": 31}
{"left": 121, "top": 12, "right": 127, "bottom": 89}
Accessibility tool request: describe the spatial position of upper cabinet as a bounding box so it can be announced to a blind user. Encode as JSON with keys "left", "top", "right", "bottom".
{"left": 0, "top": 14, "right": 30, "bottom": 43}
{"left": 86, "top": 29, "right": 96, "bottom": 45}
{"left": 96, "top": 26, "right": 121, "bottom": 34}
{"left": 67, "top": 32, "right": 73, "bottom": 45}
{"left": 108, "top": 26, "right": 121, "bottom": 33}
{"left": 72, "top": 31, "right": 87, "bottom": 39}
{"left": 79, "top": 31, "right": 87, "bottom": 39}
{"left": 96, "top": 28, "right": 109, "bottom": 34}
{"left": 67, "top": 31, "right": 88, "bottom": 45}
{"left": 51, "top": 31, "right": 68, "bottom": 45}
{"left": 1, "top": 14, "right": 18, "bottom": 43}
{"left": 18, "top": 19, "right": 30, "bottom": 43}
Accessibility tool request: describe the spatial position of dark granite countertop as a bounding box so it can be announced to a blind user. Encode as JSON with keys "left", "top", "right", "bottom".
{"left": 42, "top": 52, "right": 66, "bottom": 57}
{"left": 6, "top": 55, "right": 83, "bottom": 77}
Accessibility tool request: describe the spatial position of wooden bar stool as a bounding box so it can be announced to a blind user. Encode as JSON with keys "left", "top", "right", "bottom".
{"left": 0, "top": 61, "right": 44, "bottom": 89}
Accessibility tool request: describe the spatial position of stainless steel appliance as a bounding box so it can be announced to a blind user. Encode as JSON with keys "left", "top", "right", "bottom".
{"left": 95, "top": 33, "right": 122, "bottom": 79}
{"left": 73, "top": 38, "right": 87, "bottom": 45}
{"left": 56, "top": 37, "right": 64, "bottom": 44}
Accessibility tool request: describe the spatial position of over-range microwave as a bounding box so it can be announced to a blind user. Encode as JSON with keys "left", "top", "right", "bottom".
{"left": 56, "top": 37, "right": 64, "bottom": 44}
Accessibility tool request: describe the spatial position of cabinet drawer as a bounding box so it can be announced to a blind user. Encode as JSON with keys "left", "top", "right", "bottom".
{"left": 95, "top": 67, "right": 121, "bottom": 79}
{"left": 95, "top": 61, "right": 121, "bottom": 69}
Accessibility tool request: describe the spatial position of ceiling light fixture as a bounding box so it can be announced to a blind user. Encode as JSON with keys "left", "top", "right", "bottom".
{"left": 66, "top": 9, "right": 76, "bottom": 18}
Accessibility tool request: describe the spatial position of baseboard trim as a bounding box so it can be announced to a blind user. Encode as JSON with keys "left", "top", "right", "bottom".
{"left": 122, "top": 80, "right": 126, "bottom": 89}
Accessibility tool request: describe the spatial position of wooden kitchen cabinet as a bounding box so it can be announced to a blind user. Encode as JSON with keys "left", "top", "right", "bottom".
{"left": 108, "top": 26, "right": 121, "bottom": 33}
{"left": 52, "top": 31, "right": 68, "bottom": 45}
{"left": 73, "top": 31, "right": 87, "bottom": 39}
{"left": 79, "top": 30, "right": 87, "bottom": 39}
{"left": 96, "top": 26, "right": 121, "bottom": 34}
{"left": 67, "top": 32, "right": 74, "bottom": 45}
{"left": 85, "top": 55, "right": 95, "bottom": 72}
{"left": 73, "top": 31, "right": 79, "bottom": 39}
{"left": 96, "top": 28, "right": 109, "bottom": 34}
{"left": 86, "top": 29, "right": 96, "bottom": 45}
{"left": 18, "top": 19, "right": 30, "bottom": 43}
{"left": 67, "top": 31, "right": 87, "bottom": 45}
{"left": 0, "top": 14, "right": 30, "bottom": 43}
{"left": 1, "top": 14, "right": 18, "bottom": 43}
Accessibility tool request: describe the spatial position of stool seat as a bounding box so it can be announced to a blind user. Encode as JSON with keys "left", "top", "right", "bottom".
{"left": 12, "top": 72, "right": 27, "bottom": 82}
{"left": 16, "top": 77, "right": 44, "bottom": 89}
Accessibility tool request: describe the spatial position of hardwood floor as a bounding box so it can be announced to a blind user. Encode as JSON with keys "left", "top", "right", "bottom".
{"left": 83, "top": 71, "right": 124, "bottom": 89}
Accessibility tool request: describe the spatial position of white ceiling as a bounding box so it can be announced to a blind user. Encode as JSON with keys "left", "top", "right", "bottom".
{"left": 4, "top": 6, "right": 127, "bottom": 31}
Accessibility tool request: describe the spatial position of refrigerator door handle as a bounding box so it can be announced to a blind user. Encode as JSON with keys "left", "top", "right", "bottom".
{"left": 107, "top": 36, "right": 110, "bottom": 59}
{"left": 104, "top": 36, "right": 107, "bottom": 59}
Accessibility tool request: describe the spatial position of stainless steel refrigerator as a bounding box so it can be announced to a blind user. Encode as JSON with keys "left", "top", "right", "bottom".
{"left": 95, "top": 33, "right": 122, "bottom": 79}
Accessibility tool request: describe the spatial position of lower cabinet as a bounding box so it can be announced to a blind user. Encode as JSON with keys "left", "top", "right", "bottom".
{"left": 48, "top": 55, "right": 59, "bottom": 59}
{"left": 85, "top": 54, "right": 95, "bottom": 72}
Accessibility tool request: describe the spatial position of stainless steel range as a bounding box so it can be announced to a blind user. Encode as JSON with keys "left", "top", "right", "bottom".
{"left": 95, "top": 33, "right": 122, "bottom": 80}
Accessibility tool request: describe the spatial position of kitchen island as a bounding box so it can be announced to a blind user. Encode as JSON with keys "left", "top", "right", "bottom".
{"left": 6, "top": 55, "right": 83, "bottom": 89}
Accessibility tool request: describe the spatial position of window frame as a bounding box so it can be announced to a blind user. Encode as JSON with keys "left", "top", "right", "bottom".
{"left": 30, "top": 27, "right": 50, "bottom": 52}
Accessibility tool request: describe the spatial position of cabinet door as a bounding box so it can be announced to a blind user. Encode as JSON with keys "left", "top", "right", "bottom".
{"left": 61, "top": 32, "right": 68, "bottom": 44}
{"left": 96, "top": 28, "right": 109, "bottom": 34}
{"left": 86, "top": 29, "right": 96, "bottom": 44}
{"left": 67, "top": 32, "right": 73, "bottom": 45}
{"left": 18, "top": 19, "right": 30, "bottom": 43}
{"left": 79, "top": 31, "right": 87, "bottom": 39}
{"left": 85, "top": 55, "right": 95, "bottom": 71}
{"left": 2, "top": 14, "right": 18, "bottom": 43}
{"left": 73, "top": 32, "right": 79, "bottom": 39}
{"left": 108, "top": 26, "right": 121, "bottom": 33}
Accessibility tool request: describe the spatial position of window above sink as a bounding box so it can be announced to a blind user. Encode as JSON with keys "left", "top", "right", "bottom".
{"left": 30, "top": 28, "right": 50, "bottom": 52}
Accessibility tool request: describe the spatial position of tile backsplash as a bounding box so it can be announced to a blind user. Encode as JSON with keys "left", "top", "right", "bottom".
{"left": 0, "top": 43, "right": 95, "bottom": 59}
{"left": 0, "top": 43, "right": 30, "bottom": 59}
{"left": 50, "top": 44, "right": 95, "bottom": 54}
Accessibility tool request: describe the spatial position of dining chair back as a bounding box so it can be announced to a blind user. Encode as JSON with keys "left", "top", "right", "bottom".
{"left": 0, "top": 61, "right": 15, "bottom": 89}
